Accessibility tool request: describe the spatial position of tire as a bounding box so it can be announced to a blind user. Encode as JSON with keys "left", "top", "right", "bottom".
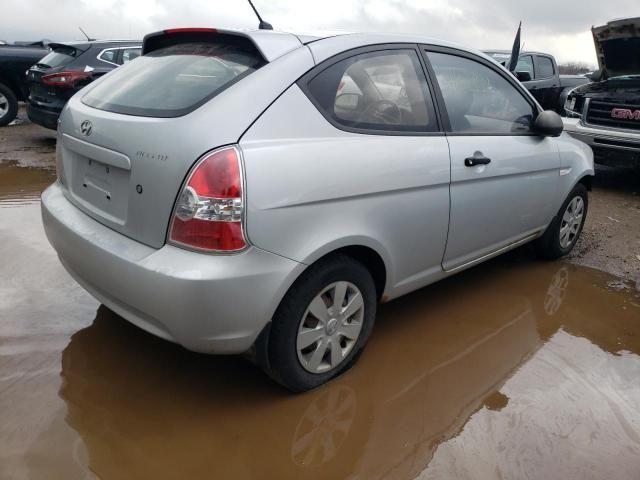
{"left": 535, "top": 183, "right": 588, "bottom": 259}
{"left": 263, "top": 254, "right": 377, "bottom": 392}
{"left": 0, "top": 83, "right": 18, "bottom": 127}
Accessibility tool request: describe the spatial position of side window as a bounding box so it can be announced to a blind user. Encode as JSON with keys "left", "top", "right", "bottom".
{"left": 427, "top": 52, "right": 536, "bottom": 134}
{"left": 305, "top": 50, "right": 438, "bottom": 133}
{"left": 98, "top": 49, "right": 117, "bottom": 64}
{"left": 121, "top": 48, "right": 141, "bottom": 64}
{"left": 537, "top": 56, "right": 555, "bottom": 78}
{"left": 515, "top": 55, "right": 534, "bottom": 80}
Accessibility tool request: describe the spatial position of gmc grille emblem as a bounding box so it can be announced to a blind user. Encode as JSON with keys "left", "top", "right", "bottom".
{"left": 611, "top": 108, "right": 640, "bottom": 120}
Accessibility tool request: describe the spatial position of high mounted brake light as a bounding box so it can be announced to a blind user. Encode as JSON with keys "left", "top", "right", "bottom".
{"left": 169, "top": 146, "right": 247, "bottom": 252}
{"left": 164, "top": 28, "right": 218, "bottom": 34}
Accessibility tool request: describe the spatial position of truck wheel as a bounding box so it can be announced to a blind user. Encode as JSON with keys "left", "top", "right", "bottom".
{"left": 535, "top": 183, "right": 588, "bottom": 259}
{"left": 263, "top": 254, "right": 377, "bottom": 392}
{"left": 0, "top": 83, "right": 18, "bottom": 127}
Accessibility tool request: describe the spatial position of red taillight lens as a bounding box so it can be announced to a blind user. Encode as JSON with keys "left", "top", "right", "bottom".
{"left": 41, "top": 71, "right": 91, "bottom": 88}
{"left": 169, "top": 146, "right": 246, "bottom": 252}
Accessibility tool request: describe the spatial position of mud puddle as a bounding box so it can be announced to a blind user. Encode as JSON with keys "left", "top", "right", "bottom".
{"left": 1, "top": 160, "right": 640, "bottom": 480}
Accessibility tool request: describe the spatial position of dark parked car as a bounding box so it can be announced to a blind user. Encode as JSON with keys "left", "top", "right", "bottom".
{"left": 0, "top": 44, "right": 47, "bottom": 125}
{"left": 484, "top": 50, "right": 589, "bottom": 113}
{"left": 27, "top": 40, "right": 141, "bottom": 129}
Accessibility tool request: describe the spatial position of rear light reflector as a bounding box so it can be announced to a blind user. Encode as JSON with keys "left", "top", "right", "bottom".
{"left": 169, "top": 146, "right": 247, "bottom": 252}
{"left": 42, "top": 71, "right": 92, "bottom": 88}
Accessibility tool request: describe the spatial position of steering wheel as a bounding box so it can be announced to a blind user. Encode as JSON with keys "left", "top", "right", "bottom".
{"left": 357, "top": 100, "right": 402, "bottom": 125}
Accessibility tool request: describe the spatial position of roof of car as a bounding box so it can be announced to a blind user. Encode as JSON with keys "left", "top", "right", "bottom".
{"left": 239, "top": 29, "right": 489, "bottom": 64}
{"left": 483, "top": 49, "right": 553, "bottom": 57}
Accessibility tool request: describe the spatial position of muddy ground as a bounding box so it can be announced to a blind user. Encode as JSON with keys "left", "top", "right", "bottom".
{"left": 1, "top": 108, "right": 640, "bottom": 479}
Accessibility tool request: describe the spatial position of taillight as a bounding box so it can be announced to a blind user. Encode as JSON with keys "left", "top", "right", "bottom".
{"left": 41, "top": 71, "right": 91, "bottom": 88}
{"left": 169, "top": 146, "right": 247, "bottom": 252}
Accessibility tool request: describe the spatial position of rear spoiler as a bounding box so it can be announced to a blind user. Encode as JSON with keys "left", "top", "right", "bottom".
{"left": 142, "top": 28, "right": 303, "bottom": 62}
{"left": 47, "top": 42, "right": 90, "bottom": 54}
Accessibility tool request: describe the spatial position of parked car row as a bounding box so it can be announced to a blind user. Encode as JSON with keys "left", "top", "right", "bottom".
{"left": 0, "top": 39, "right": 140, "bottom": 127}
{"left": 26, "top": 40, "right": 141, "bottom": 129}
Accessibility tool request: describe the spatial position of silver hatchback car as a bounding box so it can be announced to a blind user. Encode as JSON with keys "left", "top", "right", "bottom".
{"left": 41, "top": 28, "right": 594, "bottom": 391}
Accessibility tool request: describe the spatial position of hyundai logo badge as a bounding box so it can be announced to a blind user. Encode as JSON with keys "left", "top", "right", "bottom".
{"left": 80, "top": 120, "right": 93, "bottom": 136}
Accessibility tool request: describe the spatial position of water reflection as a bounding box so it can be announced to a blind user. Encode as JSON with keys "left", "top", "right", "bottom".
{"left": 0, "top": 161, "right": 55, "bottom": 207}
{"left": 55, "top": 260, "right": 640, "bottom": 479}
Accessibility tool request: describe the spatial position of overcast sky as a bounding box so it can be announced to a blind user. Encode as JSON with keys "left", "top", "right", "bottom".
{"left": 1, "top": 0, "right": 638, "bottom": 65}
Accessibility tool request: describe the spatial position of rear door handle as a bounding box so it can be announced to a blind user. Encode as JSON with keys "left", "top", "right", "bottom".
{"left": 465, "top": 155, "right": 491, "bottom": 167}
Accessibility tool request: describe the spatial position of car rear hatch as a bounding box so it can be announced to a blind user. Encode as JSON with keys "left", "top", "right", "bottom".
{"left": 592, "top": 17, "right": 640, "bottom": 79}
{"left": 55, "top": 29, "right": 310, "bottom": 249}
{"left": 28, "top": 43, "right": 90, "bottom": 108}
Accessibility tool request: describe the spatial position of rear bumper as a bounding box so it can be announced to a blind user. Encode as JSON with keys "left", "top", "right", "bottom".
{"left": 41, "top": 182, "right": 305, "bottom": 354}
{"left": 564, "top": 118, "right": 640, "bottom": 167}
{"left": 27, "top": 103, "right": 60, "bottom": 130}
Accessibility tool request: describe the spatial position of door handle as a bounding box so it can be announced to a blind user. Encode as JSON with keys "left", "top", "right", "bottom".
{"left": 465, "top": 155, "right": 491, "bottom": 167}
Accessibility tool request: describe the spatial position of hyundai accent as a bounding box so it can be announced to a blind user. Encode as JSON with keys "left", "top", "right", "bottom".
{"left": 41, "top": 28, "right": 594, "bottom": 391}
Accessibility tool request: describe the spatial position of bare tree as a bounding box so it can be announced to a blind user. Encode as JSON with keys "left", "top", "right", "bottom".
{"left": 558, "top": 62, "right": 593, "bottom": 75}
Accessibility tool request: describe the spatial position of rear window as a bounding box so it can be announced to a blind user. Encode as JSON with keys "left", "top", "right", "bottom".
{"left": 37, "top": 45, "right": 79, "bottom": 68}
{"left": 537, "top": 56, "right": 555, "bottom": 78}
{"left": 82, "top": 40, "right": 265, "bottom": 118}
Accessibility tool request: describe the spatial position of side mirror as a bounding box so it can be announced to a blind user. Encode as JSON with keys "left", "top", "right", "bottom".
{"left": 534, "top": 110, "right": 564, "bottom": 137}
{"left": 515, "top": 71, "right": 532, "bottom": 82}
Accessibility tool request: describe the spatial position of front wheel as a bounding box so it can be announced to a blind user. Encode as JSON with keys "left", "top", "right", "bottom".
{"left": 263, "top": 255, "right": 377, "bottom": 392}
{"left": 0, "top": 83, "right": 18, "bottom": 127}
{"left": 535, "top": 183, "right": 588, "bottom": 259}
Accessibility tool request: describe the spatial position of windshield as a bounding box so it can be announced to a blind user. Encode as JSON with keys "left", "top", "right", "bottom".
{"left": 36, "top": 45, "right": 79, "bottom": 68}
{"left": 82, "top": 41, "right": 265, "bottom": 118}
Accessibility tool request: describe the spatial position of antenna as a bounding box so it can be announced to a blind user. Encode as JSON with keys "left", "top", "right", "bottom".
{"left": 247, "top": 0, "right": 273, "bottom": 30}
{"left": 78, "top": 27, "right": 95, "bottom": 42}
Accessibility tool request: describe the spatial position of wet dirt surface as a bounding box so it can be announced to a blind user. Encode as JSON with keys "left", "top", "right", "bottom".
{"left": 566, "top": 166, "right": 640, "bottom": 283}
{"left": 2, "top": 110, "right": 640, "bottom": 479}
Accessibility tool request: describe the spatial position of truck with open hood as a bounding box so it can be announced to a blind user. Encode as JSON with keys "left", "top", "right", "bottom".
{"left": 564, "top": 17, "right": 640, "bottom": 168}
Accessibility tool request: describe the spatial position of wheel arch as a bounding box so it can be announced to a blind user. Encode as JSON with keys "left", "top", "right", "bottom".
{"left": 577, "top": 174, "right": 593, "bottom": 191}
{"left": 0, "top": 75, "right": 23, "bottom": 101}
{"left": 298, "top": 237, "right": 392, "bottom": 301}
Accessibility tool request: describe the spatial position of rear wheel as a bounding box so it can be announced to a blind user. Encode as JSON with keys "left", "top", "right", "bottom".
{"left": 263, "top": 255, "right": 377, "bottom": 392}
{"left": 0, "top": 83, "right": 18, "bottom": 127}
{"left": 535, "top": 183, "right": 588, "bottom": 259}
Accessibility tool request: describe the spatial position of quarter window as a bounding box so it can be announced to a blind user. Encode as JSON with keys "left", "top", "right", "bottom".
{"left": 306, "top": 50, "right": 438, "bottom": 133}
{"left": 427, "top": 52, "right": 536, "bottom": 134}
{"left": 537, "top": 56, "right": 555, "bottom": 78}
{"left": 98, "top": 49, "right": 118, "bottom": 64}
{"left": 121, "top": 48, "right": 141, "bottom": 64}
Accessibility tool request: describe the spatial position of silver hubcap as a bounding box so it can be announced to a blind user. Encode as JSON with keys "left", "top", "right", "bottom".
{"left": 559, "top": 196, "right": 584, "bottom": 249}
{"left": 0, "top": 93, "right": 8, "bottom": 117}
{"left": 296, "top": 281, "right": 364, "bottom": 374}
